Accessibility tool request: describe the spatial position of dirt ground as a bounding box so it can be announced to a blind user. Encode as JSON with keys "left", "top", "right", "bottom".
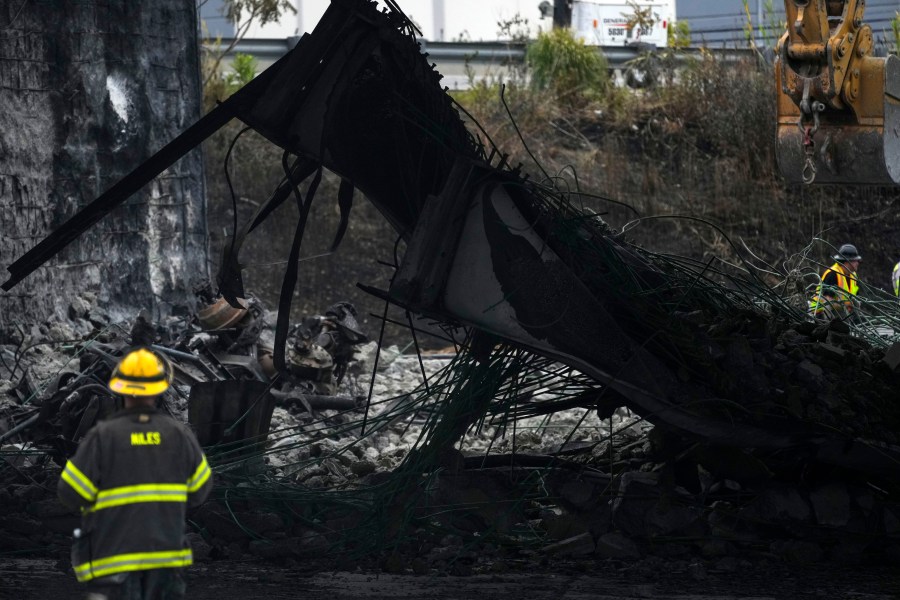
{"left": 2, "top": 556, "right": 898, "bottom": 600}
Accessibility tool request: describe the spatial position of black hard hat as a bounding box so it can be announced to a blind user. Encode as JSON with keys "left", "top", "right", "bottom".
{"left": 833, "top": 243, "right": 862, "bottom": 262}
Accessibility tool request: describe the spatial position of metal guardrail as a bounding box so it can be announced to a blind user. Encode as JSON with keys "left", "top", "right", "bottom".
{"left": 418, "top": 40, "right": 759, "bottom": 67}
{"left": 205, "top": 37, "right": 760, "bottom": 70}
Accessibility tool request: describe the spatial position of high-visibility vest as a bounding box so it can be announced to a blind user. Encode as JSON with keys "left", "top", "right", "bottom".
{"left": 892, "top": 262, "right": 900, "bottom": 297}
{"left": 809, "top": 262, "right": 858, "bottom": 315}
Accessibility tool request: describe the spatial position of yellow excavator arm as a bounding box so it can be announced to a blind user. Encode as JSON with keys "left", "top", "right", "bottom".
{"left": 776, "top": 0, "right": 900, "bottom": 184}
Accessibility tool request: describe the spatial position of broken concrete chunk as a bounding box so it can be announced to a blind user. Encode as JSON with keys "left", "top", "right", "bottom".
{"left": 880, "top": 341, "right": 900, "bottom": 371}
{"left": 67, "top": 296, "right": 91, "bottom": 320}
{"left": 25, "top": 497, "right": 73, "bottom": 519}
{"left": 645, "top": 504, "right": 705, "bottom": 536}
{"left": 690, "top": 445, "right": 773, "bottom": 486}
{"left": 687, "top": 561, "right": 708, "bottom": 581}
{"left": 826, "top": 539, "right": 871, "bottom": 565}
{"left": 595, "top": 532, "right": 640, "bottom": 559}
{"left": 611, "top": 471, "right": 660, "bottom": 537}
{"left": 776, "top": 328, "right": 808, "bottom": 349}
{"left": 0, "top": 531, "right": 40, "bottom": 552}
{"left": 753, "top": 487, "right": 811, "bottom": 523}
{"left": 0, "top": 515, "right": 42, "bottom": 536}
{"left": 699, "top": 538, "right": 735, "bottom": 559}
{"left": 725, "top": 337, "right": 754, "bottom": 370}
{"left": 11, "top": 483, "right": 44, "bottom": 503}
{"left": 883, "top": 507, "right": 900, "bottom": 535}
{"left": 431, "top": 470, "right": 522, "bottom": 533}
{"left": 557, "top": 478, "right": 602, "bottom": 512}
{"left": 794, "top": 359, "right": 824, "bottom": 388}
{"left": 194, "top": 504, "right": 253, "bottom": 542}
{"left": 185, "top": 532, "right": 212, "bottom": 561}
{"left": 542, "top": 531, "right": 595, "bottom": 557}
{"left": 815, "top": 342, "right": 846, "bottom": 360}
{"left": 853, "top": 490, "right": 875, "bottom": 514}
{"left": 349, "top": 460, "right": 377, "bottom": 476}
{"left": 541, "top": 512, "right": 592, "bottom": 541}
{"left": 238, "top": 511, "right": 285, "bottom": 534}
{"left": 294, "top": 529, "right": 330, "bottom": 558}
{"left": 809, "top": 483, "right": 850, "bottom": 528}
{"left": 712, "top": 555, "right": 739, "bottom": 572}
{"left": 248, "top": 537, "right": 295, "bottom": 559}
{"left": 770, "top": 539, "right": 823, "bottom": 564}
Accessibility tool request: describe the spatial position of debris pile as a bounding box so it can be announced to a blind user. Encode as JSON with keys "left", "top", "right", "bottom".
{"left": 0, "top": 284, "right": 370, "bottom": 461}
{"left": 1, "top": 0, "right": 899, "bottom": 578}
{"left": 2, "top": 295, "right": 899, "bottom": 573}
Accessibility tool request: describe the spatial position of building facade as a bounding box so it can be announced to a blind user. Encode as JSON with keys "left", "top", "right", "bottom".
{"left": 200, "top": 0, "right": 555, "bottom": 42}
{"left": 679, "top": 0, "right": 897, "bottom": 51}
{"left": 200, "top": 1, "right": 898, "bottom": 50}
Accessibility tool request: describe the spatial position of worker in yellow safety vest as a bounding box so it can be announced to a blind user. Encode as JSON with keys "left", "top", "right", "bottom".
{"left": 892, "top": 260, "right": 900, "bottom": 297}
{"left": 809, "top": 243, "right": 861, "bottom": 319}
{"left": 58, "top": 347, "right": 212, "bottom": 600}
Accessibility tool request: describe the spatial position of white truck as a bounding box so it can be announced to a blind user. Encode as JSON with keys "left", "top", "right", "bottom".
{"left": 569, "top": 0, "right": 676, "bottom": 48}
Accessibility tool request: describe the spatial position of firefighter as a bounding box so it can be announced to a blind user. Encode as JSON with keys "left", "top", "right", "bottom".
{"left": 58, "top": 347, "right": 212, "bottom": 600}
{"left": 809, "top": 243, "right": 861, "bottom": 320}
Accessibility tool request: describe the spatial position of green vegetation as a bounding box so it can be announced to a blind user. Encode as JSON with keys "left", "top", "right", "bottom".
{"left": 224, "top": 53, "right": 259, "bottom": 91}
{"left": 203, "top": 52, "right": 259, "bottom": 111}
{"left": 622, "top": 0, "right": 657, "bottom": 35}
{"left": 448, "top": 48, "right": 898, "bottom": 294}
{"left": 668, "top": 20, "right": 691, "bottom": 48}
{"left": 891, "top": 11, "right": 900, "bottom": 55}
{"left": 200, "top": 0, "right": 295, "bottom": 111}
{"left": 742, "top": 0, "right": 786, "bottom": 50}
{"left": 525, "top": 27, "right": 609, "bottom": 104}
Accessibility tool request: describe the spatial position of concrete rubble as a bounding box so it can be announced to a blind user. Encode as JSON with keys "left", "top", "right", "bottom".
{"left": 0, "top": 293, "right": 898, "bottom": 577}
{"left": 0, "top": 0, "right": 897, "bottom": 582}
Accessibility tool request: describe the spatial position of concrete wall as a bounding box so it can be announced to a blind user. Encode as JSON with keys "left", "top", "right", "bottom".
{"left": 0, "top": 0, "right": 209, "bottom": 333}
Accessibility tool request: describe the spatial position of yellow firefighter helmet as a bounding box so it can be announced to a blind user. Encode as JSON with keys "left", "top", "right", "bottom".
{"left": 108, "top": 347, "right": 172, "bottom": 397}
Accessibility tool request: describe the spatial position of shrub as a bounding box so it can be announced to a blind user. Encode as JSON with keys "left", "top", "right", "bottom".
{"left": 668, "top": 20, "right": 691, "bottom": 48}
{"left": 202, "top": 53, "right": 259, "bottom": 112}
{"left": 526, "top": 28, "right": 609, "bottom": 105}
{"left": 892, "top": 11, "right": 900, "bottom": 55}
{"left": 660, "top": 52, "right": 775, "bottom": 176}
{"left": 224, "top": 53, "right": 259, "bottom": 91}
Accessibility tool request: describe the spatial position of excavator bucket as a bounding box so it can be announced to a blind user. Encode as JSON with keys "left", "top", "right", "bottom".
{"left": 775, "top": 1, "right": 900, "bottom": 185}
{"left": 776, "top": 54, "right": 900, "bottom": 185}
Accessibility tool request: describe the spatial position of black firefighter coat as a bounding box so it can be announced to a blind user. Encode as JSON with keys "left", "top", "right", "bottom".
{"left": 57, "top": 406, "right": 212, "bottom": 582}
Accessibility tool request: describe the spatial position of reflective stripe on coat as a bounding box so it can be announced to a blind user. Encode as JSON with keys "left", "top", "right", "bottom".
{"left": 57, "top": 407, "right": 212, "bottom": 582}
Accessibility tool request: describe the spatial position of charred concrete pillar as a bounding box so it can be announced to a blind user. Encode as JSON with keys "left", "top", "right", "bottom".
{"left": 0, "top": 0, "right": 208, "bottom": 333}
